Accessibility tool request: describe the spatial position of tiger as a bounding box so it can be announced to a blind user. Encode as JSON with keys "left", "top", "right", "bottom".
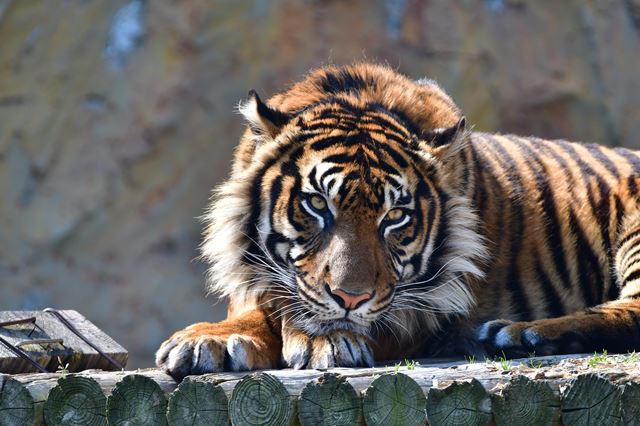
{"left": 156, "top": 63, "right": 640, "bottom": 379}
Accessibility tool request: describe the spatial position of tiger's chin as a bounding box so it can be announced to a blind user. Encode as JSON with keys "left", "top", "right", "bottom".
{"left": 295, "top": 316, "right": 372, "bottom": 336}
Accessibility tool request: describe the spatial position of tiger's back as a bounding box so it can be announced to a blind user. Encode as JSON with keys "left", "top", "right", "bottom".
{"left": 468, "top": 134, "right": 640, "bottom": 318}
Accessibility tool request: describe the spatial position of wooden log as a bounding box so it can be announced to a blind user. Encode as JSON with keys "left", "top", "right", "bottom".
{"left": 228, "top": 372, "right": 294, "bottom": 426}
{"left": 621, "top": 382, "right": 640, "bottom": 426}
{"left": 426, "top": 378, "right": 492, "bottom": 426}
{"left": 0, "top": 310, "right": 127, "bottom": 373}
{"left": 297, "top": 373, "right": 361, "bottom": 426}
{"left": 106, "top": 374, "right": 168, "bottom": 426}
{"left": 492, "top": 375, "right": 560, "bottom": 426}
{"left": 10, "top": 369, "right": 175, "bottom": 425}
{"left": 1, "top": 353, "right": 640, "bottom": 424}
{"left": 43, "top": 376, "right": 106, "bottom": 426}
{"left": 560, "top": 373, "right": 623, "bottom": 426}
{"left": 362, "top": 372, "right": 426, "bottom": 426}
{"left": 166, "top": 377, "right": 229, "bottom": 426}
{"left": 0, "top": 375, "right": 34, "bottom": 426}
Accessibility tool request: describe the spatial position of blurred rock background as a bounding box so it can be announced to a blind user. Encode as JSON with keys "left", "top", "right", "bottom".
{"left": 1, "top": 0, "right": 639, "bottom": 368}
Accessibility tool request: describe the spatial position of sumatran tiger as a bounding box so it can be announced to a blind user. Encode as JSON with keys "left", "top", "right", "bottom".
{"left": 156, "top": 63, "right": 640, "bottom": 379}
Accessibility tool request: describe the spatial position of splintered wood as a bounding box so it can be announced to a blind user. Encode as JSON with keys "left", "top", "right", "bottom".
{"left": 0, "top": 310, "right": 127, "bottom": 374}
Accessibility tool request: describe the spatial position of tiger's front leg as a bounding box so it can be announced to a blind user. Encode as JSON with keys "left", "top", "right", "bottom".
{"left": 156, "top": 309, "right": 282, "bottom": 379}
{"left": 282, "top": 326, "right": 374, "bottom": 369}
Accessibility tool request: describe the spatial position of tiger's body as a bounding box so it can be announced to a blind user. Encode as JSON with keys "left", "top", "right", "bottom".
{"left": 157, "top": 63, "right": 640, "bottom": 378}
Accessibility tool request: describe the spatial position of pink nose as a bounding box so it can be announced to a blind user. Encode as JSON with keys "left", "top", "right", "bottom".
{"left": 330, "top": 288, "right": 373, "bottom": 310}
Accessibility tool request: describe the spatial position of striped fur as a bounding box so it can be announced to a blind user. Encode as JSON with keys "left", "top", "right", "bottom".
{"left": 157, "top": 64, "right": 640, "bottom": 378}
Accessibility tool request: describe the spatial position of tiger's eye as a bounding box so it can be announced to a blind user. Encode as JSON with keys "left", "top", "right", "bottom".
{"left": 386, "top": 208, "right": 404, "bottom": 221}
{"left": 310, "top": 195, "right": 327, "bottom": 211}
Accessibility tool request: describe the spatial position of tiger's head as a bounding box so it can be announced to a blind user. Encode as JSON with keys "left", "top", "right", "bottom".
{"left": 203, "top": 64, "right": 487, "bottom": 339}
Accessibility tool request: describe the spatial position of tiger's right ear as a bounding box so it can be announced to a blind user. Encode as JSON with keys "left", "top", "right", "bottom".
{"left": 239, "top": 90, "right": 292, "bottom": 139}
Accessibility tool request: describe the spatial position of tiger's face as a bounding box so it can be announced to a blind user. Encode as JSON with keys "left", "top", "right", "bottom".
{"left": 204, "top": 65, "right": 485, "bottom": 340}
{"left": 253, "top": 101, "right": 459, "bottom": 335}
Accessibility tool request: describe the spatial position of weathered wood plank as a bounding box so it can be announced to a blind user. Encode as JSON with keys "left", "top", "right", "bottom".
{"left": 0, "top": 310, "right": 128, "bottom": 374}
{"left": 2, "top": 353, "right": 640, "bottom": 425}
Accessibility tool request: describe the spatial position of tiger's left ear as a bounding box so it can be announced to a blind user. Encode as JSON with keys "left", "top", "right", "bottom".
{"left": 421, "top": 117, "right": 467, "bottom": 159}
{"left": 239, "top": 90, "right": 292, "bottom": 139}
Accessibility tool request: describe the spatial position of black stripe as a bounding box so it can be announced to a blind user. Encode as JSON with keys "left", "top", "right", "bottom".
{"left": 624, "top": 245, "right": 640, "bottom": 266}
{"left": 628, "top": 176, "right": 638, "bottom": 197}
{"left": 319, "top": 166, "right": 344, "bottom": 188}
{"left": 377, "top": 142, "right": 409, "bottom": 168}
{"left": 625, "top": 269, "right": 640, "bottom": 283}
{"left": 322, "top": 153, "right": 356, "bottom": 164}
{"left": 588, "top": 144, "right": 621, "bottom": 179}
{"left": 568, "top": 211, "right": 601, "bottom": 305}
{"left": 307, "top": 166, "right": 323, "bottom": 193}
{"left": 615, "top": 147, "right": 640, "bottom": 174}
{"left": 483, "top": 135, "right": 533, "bottom": 319}
{"left": 287, "top": 176, "right": 304, "bottom": 232}
{"left": 316, "top": 69, "right": 374, "bottom": 95}
{"left": 511, "top": 137, "right": 573, "bottom": 291}
{"left": 533, "top": 251, "right": 565, "bottom": 317}
{"left": 618, "top": 230, "right": 640, "bottom": 250}
{"left": 246, "top": 144, "right": 302, "bottom": 264}
{"left": 297, "top": 279, "right": 329, "bottom": 308}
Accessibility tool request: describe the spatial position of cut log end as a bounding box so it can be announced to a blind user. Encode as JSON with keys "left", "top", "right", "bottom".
{"left": 298, "top": 372, "right": 361, "bottom": 426}
{"left": 0, "top": 375, "right": 34, "bottom": 426}
{"left": 561, "top": 373, "right": 622, "bottom": 426}
{"left": 106, "top": 374, "right": 167, "bottom": 426}
{"left": 43, "top": 375, "right": 106, "bottom": 426}
{"left": 362, "top": 373, "right": 427, "bottom": 426}
{"left": 492, "top": 375, "right": 560, "bottom": 426}
{"left": 228, "top": 372, "right": 293, "bottom": 426}
{"left": 166, "top": 377, "right": 229, "bottom": 426}
{"left": 426, "top": 378, "right": 492, "bottom": 426}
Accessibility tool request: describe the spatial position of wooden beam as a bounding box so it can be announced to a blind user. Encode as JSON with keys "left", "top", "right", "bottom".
{"left": 2, "top": 353, "right": 640, "bottom": 425}
{"left": 0, "top": 310, "right": 127, "bottom": 374}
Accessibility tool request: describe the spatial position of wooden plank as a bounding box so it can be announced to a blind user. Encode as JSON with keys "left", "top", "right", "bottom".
{"left": 3, "top": 352, "right": 640, "bottom": 425}
{"left": 0, "top": 310, "right": 127, "bottom": 374}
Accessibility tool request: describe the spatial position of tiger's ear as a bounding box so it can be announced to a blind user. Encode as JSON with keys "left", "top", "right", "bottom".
{"left": 239, "top": 90, "right": 292, "bottom": 139}
{"left": 420, "top": 117, "right": 467, "bottom": 160}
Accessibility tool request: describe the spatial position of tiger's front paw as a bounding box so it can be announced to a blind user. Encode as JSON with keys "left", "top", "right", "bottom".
{"left": 476, "top": 318, "right": 586, "bottom": 358}
{"left": 282, "top": 329, "right": 374, "bottom": 369}
{"left": 155, "top": 322, "right": 276, "bottom": 379}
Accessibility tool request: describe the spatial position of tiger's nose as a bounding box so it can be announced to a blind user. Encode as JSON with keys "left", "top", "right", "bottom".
{"left": 327, "top": 286, "right": 373, "bottom": 310}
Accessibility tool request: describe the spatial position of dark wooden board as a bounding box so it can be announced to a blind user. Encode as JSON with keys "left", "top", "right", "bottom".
{"left": 0, "top": 310, "right": 127, "bottom": 374}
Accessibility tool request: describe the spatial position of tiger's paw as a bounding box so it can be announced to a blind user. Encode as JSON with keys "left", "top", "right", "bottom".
{"left": 155, "top": 323, "right": 275, "bottom": 380}
{"left": 282, "top": 329, "right": 374, "bottom": 369}
{"left": 476, "top": 318, "right": 586, "bottom": 358}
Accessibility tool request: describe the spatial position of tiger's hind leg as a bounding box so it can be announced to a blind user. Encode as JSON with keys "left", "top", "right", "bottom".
{"left": 477, "top": 210, "right": 640, "bottom": 357}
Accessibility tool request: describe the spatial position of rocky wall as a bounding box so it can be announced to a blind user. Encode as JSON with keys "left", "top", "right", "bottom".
{"left": 1, "top": 0, "right": 639, "bottom": 367}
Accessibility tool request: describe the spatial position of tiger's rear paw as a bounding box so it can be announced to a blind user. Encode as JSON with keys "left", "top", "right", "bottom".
{"left": 156, "top": 323, "right": 275, "bottom": 380}
{"left": 283, "top": 329, "right": 374, "bottom": 369}
{"left": 476, "top": 318, "right": 585, "bottom": 358}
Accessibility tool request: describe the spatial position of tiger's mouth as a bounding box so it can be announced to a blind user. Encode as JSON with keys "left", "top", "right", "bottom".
{"left": 306, "top": 317, "right": 371, "bottom": 335}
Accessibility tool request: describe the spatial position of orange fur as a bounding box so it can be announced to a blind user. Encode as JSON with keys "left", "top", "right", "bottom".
{"left": 157, "top": 64, "right": 640, "bottom": 378}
